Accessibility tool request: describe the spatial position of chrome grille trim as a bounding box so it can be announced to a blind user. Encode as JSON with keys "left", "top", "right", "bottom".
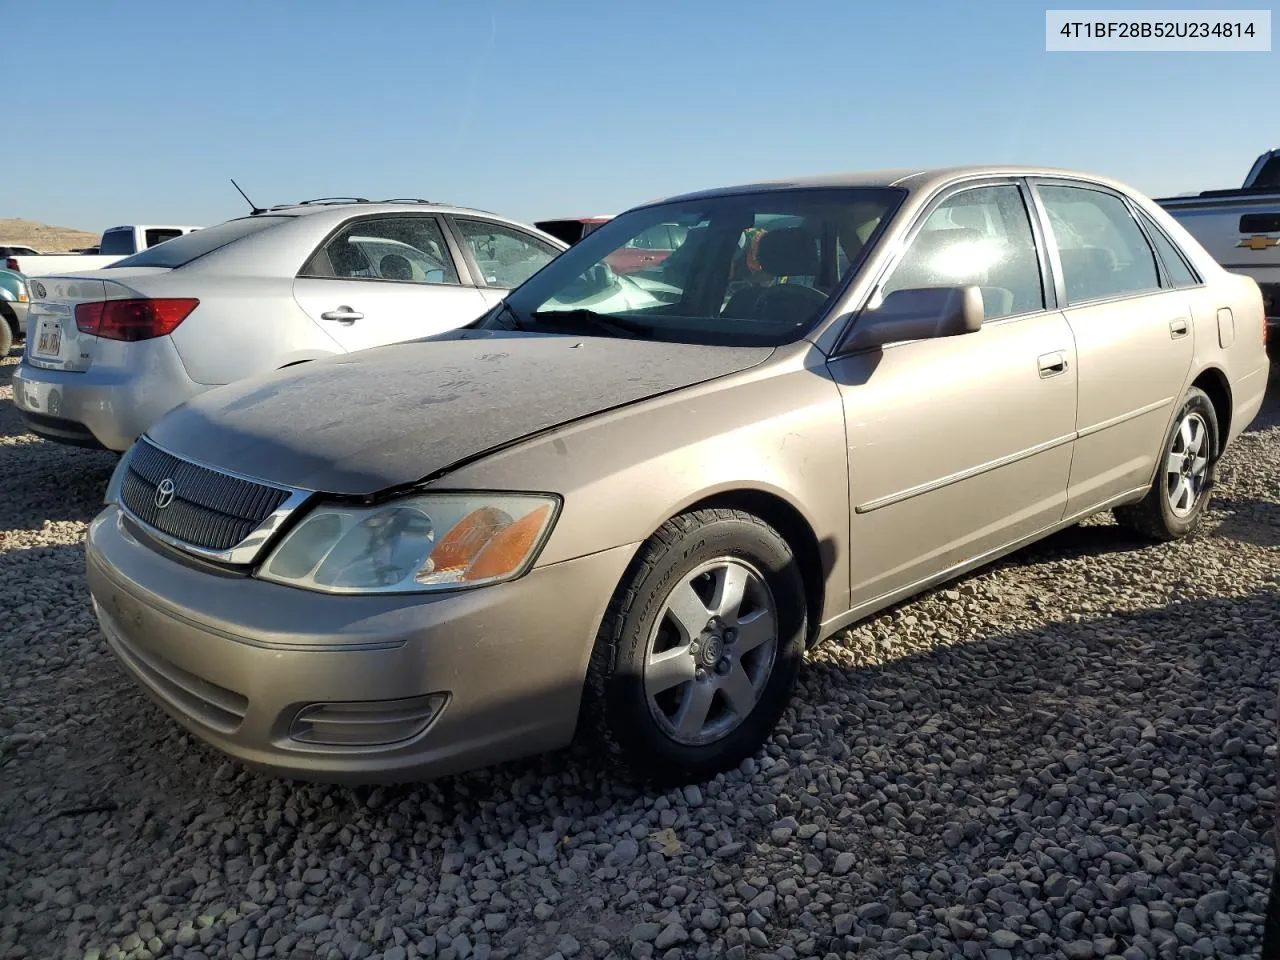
{"left": 117, "top": 436, "right": 312, "bottom": 565}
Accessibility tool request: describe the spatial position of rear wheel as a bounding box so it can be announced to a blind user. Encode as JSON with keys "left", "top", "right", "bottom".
{"left": 584, "top": 509, "right": 807, "bottom": 783}
{"left": 1115, "top": 386, "right": 1218, "bottom": 541}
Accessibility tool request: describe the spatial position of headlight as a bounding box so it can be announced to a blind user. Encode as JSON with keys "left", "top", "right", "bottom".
{"left": 257, "top": 493, "right": 559, "bottom": 594}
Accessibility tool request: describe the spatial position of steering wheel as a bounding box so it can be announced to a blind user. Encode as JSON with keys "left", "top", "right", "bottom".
{"left": 752, "top": 283, "right": 829, "bottom": 323}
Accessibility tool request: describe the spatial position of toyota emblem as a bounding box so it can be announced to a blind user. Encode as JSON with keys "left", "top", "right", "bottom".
{"left": 154, "top": 478, "right": 176, "bottom": 510}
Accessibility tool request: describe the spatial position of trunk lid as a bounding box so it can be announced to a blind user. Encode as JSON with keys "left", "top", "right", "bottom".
{"left": 24, "top": 270, "right": 172, "bottom": 371}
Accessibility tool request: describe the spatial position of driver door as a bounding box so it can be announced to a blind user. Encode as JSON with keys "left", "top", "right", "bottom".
{"left": 827, "top": 181, "right": 1078, "bottom": 606}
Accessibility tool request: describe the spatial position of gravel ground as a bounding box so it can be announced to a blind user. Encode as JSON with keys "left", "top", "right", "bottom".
{"left": 1, "top": 351, "right": 1278, "bottom": 960}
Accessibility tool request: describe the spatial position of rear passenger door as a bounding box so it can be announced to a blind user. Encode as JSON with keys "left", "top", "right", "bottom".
{"left": 447, "top": 218, "right": 563, "bottom": 309}
{"left": 1031, "top": 180, "right": 1195, "bottom": 514}
{"left": 293, "top": 214, "right": 488, "bottom": 351}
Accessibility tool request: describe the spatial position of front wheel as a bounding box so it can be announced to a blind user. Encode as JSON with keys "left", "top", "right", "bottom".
{"left": 0, "top": 317, "right": 12, "bottom": 357}
{"left": 583, "top": 509, "right": 808, "bottom": 783}
{"left": 1115, "top": 386, "right": 1219, "bottom": 541}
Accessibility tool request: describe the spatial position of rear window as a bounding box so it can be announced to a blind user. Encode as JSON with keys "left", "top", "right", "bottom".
{"left": 99, "top": 229, "right": 138, "bottom": 256}
{"left": 108, "top": 216, "right": 290, "bottom": 268}
{"left": 144, "top": 228, "right": 185, "bottom": 248}
{"left": 1252, "top": 155, "right": 1280, "bottom": 189}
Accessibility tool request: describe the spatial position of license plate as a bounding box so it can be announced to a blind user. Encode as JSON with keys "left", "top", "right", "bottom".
{"left": 35, "top": 320, "right": 62, "bottom": 357}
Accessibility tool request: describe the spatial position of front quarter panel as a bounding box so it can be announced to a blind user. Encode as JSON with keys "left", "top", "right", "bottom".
{"left": 432, "top": 344, "right": 853, "bottom": 621}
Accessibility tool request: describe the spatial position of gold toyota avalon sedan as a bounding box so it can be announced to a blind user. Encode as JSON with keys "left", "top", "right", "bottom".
{"left": 87, "top": 166, "right": 1271, "bottom": 785}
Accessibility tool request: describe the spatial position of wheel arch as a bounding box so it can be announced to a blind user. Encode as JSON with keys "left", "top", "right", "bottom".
{"left": 673, "top": 487, "right": 828, "bottom": 647}
{"left": 1190, "top": 366, "right": 1232, "bottom": 455}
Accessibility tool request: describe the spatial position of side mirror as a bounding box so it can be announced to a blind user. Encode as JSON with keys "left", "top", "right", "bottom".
{"left": 843, "top": 286, "right": 985, "bottom": 351}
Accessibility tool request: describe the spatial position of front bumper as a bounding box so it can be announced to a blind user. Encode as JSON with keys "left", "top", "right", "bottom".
{"left": 85, "top": 506, "right": 635, "bottom": 784}
{"left": 12, "top": 343, "right": 197, "bottom": 450}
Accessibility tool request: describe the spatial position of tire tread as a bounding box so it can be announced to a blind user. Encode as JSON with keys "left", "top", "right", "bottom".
{"left": 582, "top": 508, "right": 792, "bottom": 772}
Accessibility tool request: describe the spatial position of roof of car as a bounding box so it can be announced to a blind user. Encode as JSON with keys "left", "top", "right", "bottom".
{"left": 650, "top": 165, "right": 1133, "bottom": 205}
{"left": 241, "top": 200, "right": 568, "bottom": 246}
{"left": 256, "top": 199, "right": 499, "bottom": 217}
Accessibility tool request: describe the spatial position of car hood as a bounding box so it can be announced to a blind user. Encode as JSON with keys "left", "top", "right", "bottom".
{"left": 147, "top": 329, "right": 774, "bottom": 495}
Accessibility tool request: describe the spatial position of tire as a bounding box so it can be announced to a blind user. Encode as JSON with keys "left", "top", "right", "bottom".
{"left": 0, "top": 316, "right": 12, "bottom": 358}
{"left": 1115, "top": 386, "right": 1218, "bottom": 541}
{"left": 584, "top": 508, "right": 808, "bottom": 784}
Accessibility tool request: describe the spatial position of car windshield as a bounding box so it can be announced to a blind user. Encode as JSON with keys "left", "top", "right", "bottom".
{"left": 496, "top": 187, "right": 904, "bottom": 346}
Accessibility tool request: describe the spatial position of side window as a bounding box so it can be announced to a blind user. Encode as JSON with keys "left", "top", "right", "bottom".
{"left": 881, "top": 184, "right": 1045, "bottom": 320}
{"left": 1137, "top": 211, "right": 1200, "bottom": 288}
{"left": 1037, "top": 185, "right": 1160, "bottom": 304}
{"left": 301, "top": 217, "right": 460, "bottom": 285}
{"left": 454, "top": 219, "right": 560, "bottom": 289}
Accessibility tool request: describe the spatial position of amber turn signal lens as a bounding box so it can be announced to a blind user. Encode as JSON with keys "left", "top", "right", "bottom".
{"left": 465, "top": 504, "right": 553, "bottom": 581}
{"left": 428, "top": 506, "right": 512, "bottom": 577}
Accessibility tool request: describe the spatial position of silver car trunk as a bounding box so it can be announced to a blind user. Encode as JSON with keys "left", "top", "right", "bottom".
{"left": 24, "top": 270, "right": 172, "bottom": 372}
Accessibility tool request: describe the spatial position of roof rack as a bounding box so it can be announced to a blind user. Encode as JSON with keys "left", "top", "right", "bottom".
{"left": 297, "top": 197, "right": 371, "bottom": 205}
{"left": 250, "top": 197, "right": 471, "bottom": 216}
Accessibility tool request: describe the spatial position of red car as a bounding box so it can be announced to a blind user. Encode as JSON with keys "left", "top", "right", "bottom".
{"left": 604, "top": 221, "right": 689, "bottom": 274}
{"left": 534, "top": 216, "right": 613, "bottom": 246}
{"left": 534, "top": 217, "right": 690, "bottom": 276}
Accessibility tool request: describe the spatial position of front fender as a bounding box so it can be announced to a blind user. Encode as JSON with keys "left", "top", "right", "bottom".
{"left": 433, "top": 348, "right": 853, "bottom": 621}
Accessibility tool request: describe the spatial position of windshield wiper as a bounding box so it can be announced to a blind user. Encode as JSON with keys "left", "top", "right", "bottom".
{"left": 528, "top": 308, "right": 652, "bottom": 339}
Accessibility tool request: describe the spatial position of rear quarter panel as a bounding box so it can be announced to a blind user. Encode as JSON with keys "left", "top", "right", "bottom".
{"left": 136, "top": 273, "right": 343, "bottom": 385}
{"left": 1136, "top": 195, "right": 1271, "bottom": 445}
{"left": 1198, "top": 272, "right": 1270, "bottom": 445}
{"left": 432, "top": 345, "right": 854, "bottom": 622}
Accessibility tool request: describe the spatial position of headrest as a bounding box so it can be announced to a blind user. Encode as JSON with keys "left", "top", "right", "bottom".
{"left": 380, "top": 253, "right": 413, "bottom": 280}
{"left": 756, "top": 227, "right": 820, "bottom": 277}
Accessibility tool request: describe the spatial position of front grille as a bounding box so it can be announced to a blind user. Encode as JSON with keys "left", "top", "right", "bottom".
{"left": 120, "top": 438, "right": 291, "bottom": 552}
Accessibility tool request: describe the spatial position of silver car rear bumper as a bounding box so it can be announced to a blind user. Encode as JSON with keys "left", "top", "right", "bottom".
{"left": 12, "top": 341, "right": 197, "bottom": 450}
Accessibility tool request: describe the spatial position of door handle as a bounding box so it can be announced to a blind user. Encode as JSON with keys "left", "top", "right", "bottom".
{"left": 1170, "top": 318, "right": 1189, "bottom": 339}
{"left": 1037, "top": 351, "right": 1068, "bottom": 379}
{"left": 320, "top": 306, "right": 363, "bottom": 325}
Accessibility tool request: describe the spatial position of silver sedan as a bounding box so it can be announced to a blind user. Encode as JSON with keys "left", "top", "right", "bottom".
{"left": 12, "top": 201, "right": 566, "bottom": 449}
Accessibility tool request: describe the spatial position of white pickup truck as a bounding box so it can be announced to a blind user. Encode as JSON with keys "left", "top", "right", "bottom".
{"left": 1156, "top": 148, "right": 1279, "bottom": 358}
{"left": 4, "top": 224, "right": 199, "bottom": 277}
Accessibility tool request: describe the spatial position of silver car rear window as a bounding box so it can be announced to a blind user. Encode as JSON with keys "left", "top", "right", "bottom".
{"left": 108, "top": 216, "right": 292, "bottom": 269}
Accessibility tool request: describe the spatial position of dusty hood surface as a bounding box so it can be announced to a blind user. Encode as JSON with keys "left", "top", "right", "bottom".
{"left": 148, "top": 329, "right": 774, "bottom": 495}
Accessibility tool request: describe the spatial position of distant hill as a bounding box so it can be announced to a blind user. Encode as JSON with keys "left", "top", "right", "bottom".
{"left": 0, "top": 218, "right": 99, "bottom": 253}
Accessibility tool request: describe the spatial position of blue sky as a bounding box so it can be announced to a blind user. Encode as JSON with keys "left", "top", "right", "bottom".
{"left": 6, "top": 0, "right": 1274, "bottom": 233}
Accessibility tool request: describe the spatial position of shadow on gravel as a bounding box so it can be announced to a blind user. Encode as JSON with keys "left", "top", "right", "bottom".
{"left": 1212, "top": 497, "right": 1280, "bottom": 549}
{"left": 1251, "top": 361, "right": 1280, "bottom": 430}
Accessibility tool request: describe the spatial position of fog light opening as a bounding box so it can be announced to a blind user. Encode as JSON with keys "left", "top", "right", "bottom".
{"left": 289, "top": 694, "right": 447, "bottom": 747}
